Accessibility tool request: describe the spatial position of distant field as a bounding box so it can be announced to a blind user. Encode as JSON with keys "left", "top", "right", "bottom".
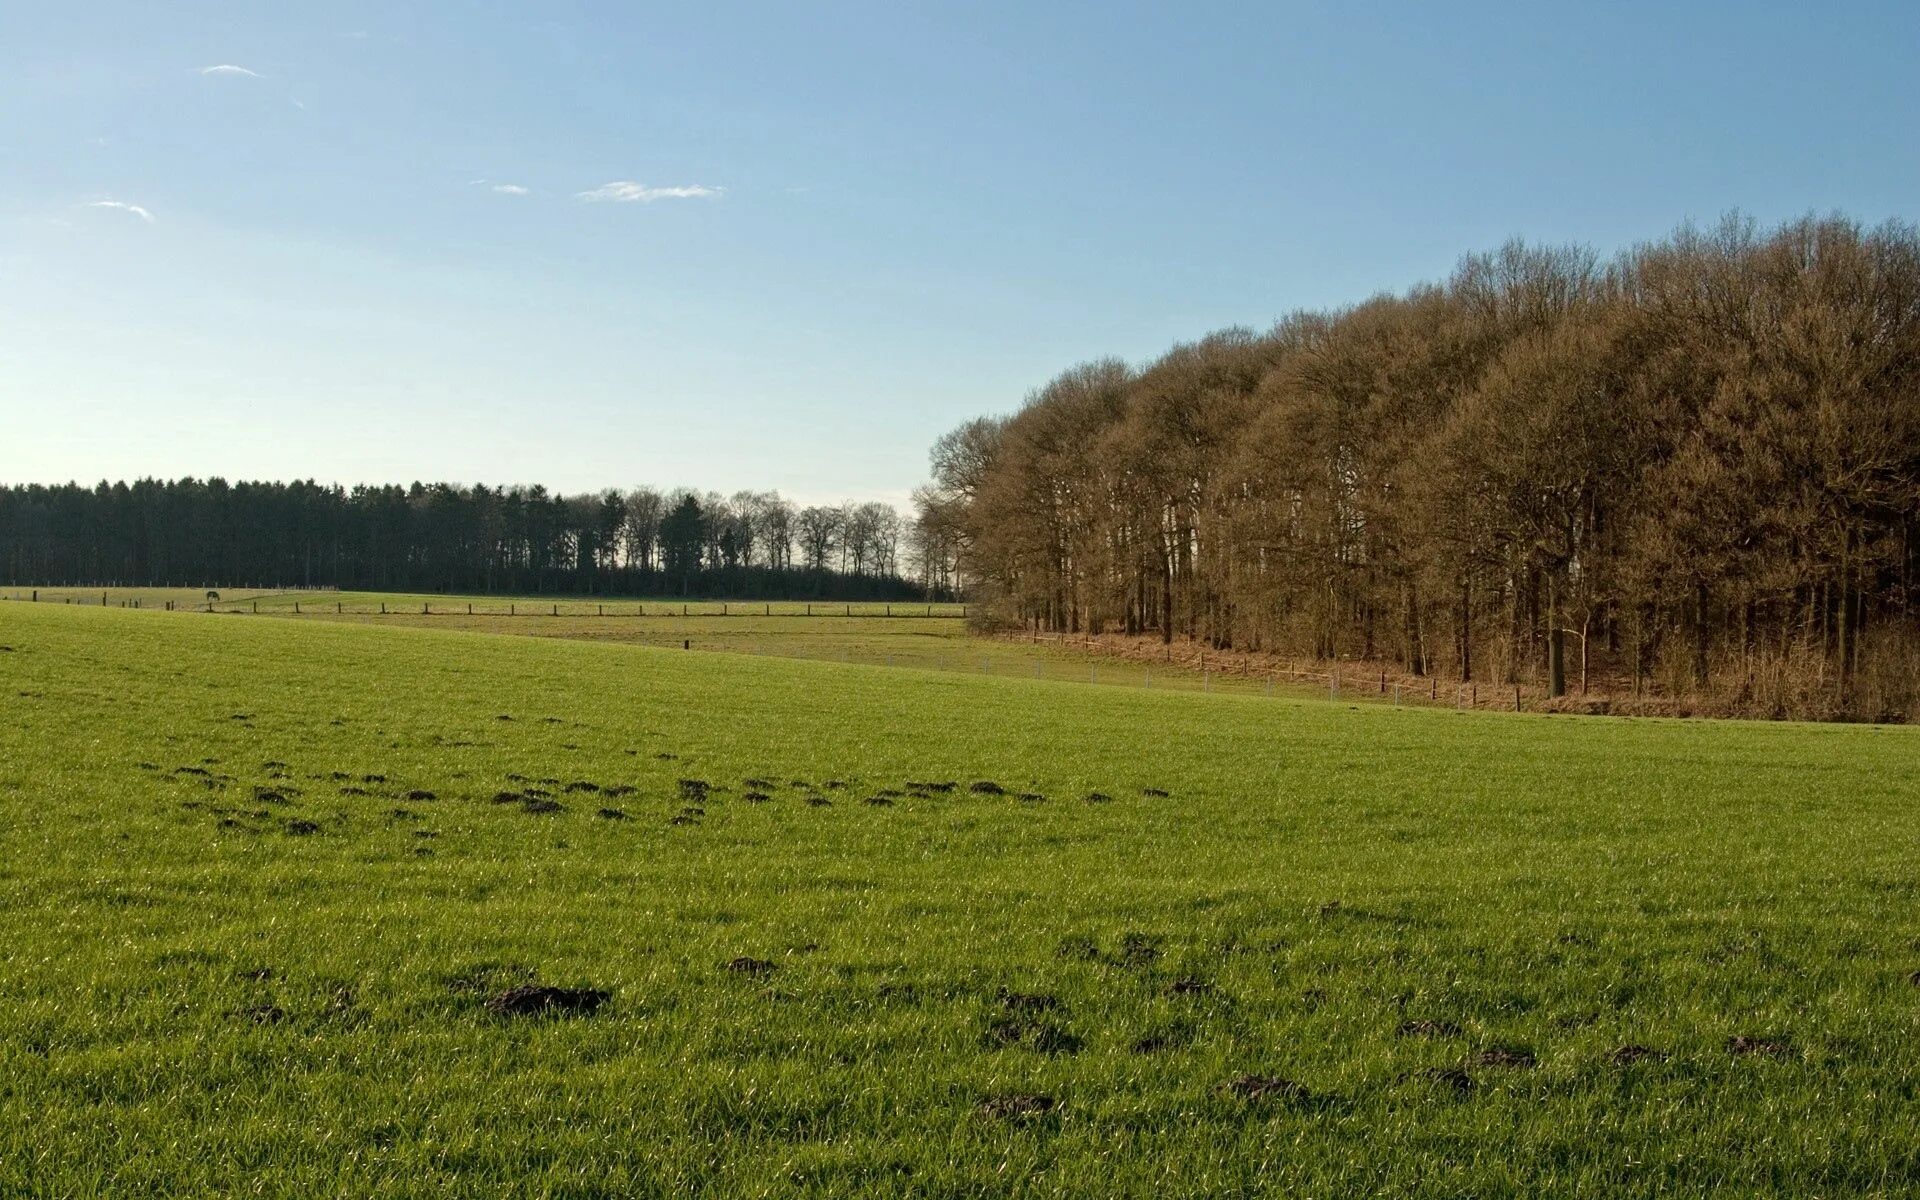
{"left": 0, "top": 587, "right": 966, "bottom": 619}
{"left": 2, "top": 585, "right": 289, "bottom": 608}
{"left": 0, "top": 588, "right": 1337, "bottom": 701}
{"left": 3, "top": 603, "right": 1918, "bottom": 1196}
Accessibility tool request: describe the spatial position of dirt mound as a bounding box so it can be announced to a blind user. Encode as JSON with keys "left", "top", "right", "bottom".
{"left": 1467, "top": 1046, "right": 1535, "bottom": 1068}
{"left": 982, "top": 1018, "right": 1082, "bottom": 1055}
{"left": 977, "top": 1093, "right": 1053, "bottom": 1120}
{"left": 1414, "top": 1066, "right": 1475, "bottom": 1093}
{"left": 485, "top": 984, "right": 611, "bottom": 1017}
{"left": 1117, "top": 933, "right": 1162, "bottom": 968}
{"left": 1728, "top": 1035, "right": 1793, "bottom": 1058}
{"left": 1219, "top": 1074, "right": 1309, "bottom": 1102}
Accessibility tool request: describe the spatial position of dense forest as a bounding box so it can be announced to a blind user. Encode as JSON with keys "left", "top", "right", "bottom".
{"left": 915, "top": 215, "right": 1920, "bottom": 720}
{"left": 0, "top": 481, "right": 936, "bottom": 600}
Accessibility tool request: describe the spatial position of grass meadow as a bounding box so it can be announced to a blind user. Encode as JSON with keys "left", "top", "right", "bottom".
{"left": 2, "top": 588, "right": 1314, "bottom": 700}
{"left": 2, "top": 602, "right": 1919, "bottom": 1196}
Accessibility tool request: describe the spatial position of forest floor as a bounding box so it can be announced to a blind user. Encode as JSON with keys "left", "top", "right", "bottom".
{"left": 3, "top": 601, "right": 1919, "bottom": 1196}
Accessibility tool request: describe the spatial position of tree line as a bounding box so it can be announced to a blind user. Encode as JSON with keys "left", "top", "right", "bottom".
{"left": 0, "top": 479, "right": 943, "bottom": 600}
{"left": 916, "top": 214, "right": 1920, "bottom": 720}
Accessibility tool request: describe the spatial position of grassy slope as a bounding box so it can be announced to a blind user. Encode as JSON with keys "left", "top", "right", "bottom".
{"left": 2, "top": 604, "right": 1918, "bottom": 1197}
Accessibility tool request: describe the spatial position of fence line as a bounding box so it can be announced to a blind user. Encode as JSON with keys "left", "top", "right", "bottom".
{"left": 200, "top": 602, "right": 969, "bottom": 619}
{"left": 1, "top": 590, "right": 966, "bottom": 620}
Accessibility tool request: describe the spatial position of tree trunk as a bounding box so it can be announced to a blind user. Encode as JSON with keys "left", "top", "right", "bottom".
{"left": 1547, "top": 575, "right": 1566, "bottom": 699}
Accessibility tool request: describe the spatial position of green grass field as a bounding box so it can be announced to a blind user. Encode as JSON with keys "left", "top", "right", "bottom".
{"left": 1, "top": 588, "right": 1332, "bottom": 702}
{"left": 3, "top": 603, "right": 1919, "bottom": 1197}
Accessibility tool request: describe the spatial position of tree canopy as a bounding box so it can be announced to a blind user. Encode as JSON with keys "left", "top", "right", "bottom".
{"left": 919, "top": 215, "right": 1920, "bottom": 720}
{"left": 0, "top": 480, "right": 934, "bottom": 601}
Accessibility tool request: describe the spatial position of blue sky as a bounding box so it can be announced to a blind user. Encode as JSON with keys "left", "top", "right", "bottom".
{"left": 3, "top": 1, "right": 1915, "bottom": 506}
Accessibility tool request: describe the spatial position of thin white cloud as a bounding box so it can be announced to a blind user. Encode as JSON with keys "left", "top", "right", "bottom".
{"left": 87, "top": 200, "right": 154, "bottom": 223}
{"left": 575, "top": 181, "right": 725, "bottom": 203}
{"left": 200, "top": 64, "right": 262, "bottom": 78}
{"left": 491, "top": 183, "right": 530, "bottom": 196}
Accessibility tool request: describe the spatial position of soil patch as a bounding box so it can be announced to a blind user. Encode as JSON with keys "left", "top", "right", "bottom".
{"left": 977, "top": 1094, "right": 1053, "bottom": 1121}
{"left": 485, "top": 984, "right": 610, "bottom": 1017}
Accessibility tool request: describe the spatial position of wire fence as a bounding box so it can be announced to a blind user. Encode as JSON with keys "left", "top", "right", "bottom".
{"left": 1, "top": 590, "right": 967, "bottom": 620}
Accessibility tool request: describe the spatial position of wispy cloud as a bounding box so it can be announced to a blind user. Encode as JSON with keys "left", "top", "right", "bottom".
{"left": 575, "top": 181, "right": 725, "bottom": 203}
{"left": 467, "top": 179, "right": 531, "bottom": 196}
{"left": 87, "top": 200, "right": 155, "bottom": 223}
{"left": 200, "top": 64, "right": 262, "bottom": 78}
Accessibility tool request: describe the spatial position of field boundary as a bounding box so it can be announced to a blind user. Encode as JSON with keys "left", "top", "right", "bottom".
{"left": 2, "top": 590, "right": 967, "bottom": 620}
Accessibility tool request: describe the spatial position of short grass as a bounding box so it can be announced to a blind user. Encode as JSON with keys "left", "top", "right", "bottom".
{"left": 1, "top": 588, "right": 1357, "bottom": 701}
{"left": 2, "top": 604, "right": 1918, "bottom": 1197}
{"left": 1, "top": 585, "right": 285, "bottom": 608}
